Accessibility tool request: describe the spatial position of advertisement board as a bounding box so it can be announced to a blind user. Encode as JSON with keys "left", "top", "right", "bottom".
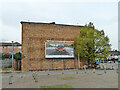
{"left": 45, "top": 40, "right": 74, "bottom": 58}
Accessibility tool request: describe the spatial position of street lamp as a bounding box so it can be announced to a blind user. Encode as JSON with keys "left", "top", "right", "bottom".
{"left": 11, "top": 41, "right": 14, "bottom": 71}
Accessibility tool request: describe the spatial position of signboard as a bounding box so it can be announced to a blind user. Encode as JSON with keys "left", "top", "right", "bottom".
{"left": 45, "top": 40, "right": 74, "bottom": 58}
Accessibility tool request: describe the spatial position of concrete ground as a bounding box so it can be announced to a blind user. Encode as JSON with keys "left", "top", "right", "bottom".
{"left": 2, "top": 70, "right": 118, "bottom": 88}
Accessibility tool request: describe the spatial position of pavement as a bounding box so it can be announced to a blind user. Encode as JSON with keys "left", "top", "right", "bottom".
{"left": 2, "top": 69, "right": 118, "bottom": 88}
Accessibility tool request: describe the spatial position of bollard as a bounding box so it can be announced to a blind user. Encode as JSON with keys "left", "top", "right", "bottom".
{"left": 11, "top": 75, "right": 13, "bottom": 77}
{"left": 104, "top": 69, "right": 106, "bottom": 73}
{"left": 34, "top": 72, "right": 38, "bottom": 82}
{"left": 32, "top": 72, "right": 35, "bottom": 79}
{"left": 84, "top": 65, "right": 87, "bottom": 73}
{"left": 111, "top": 63, "right": 114, "bottom": 70}
{"left": 76, "top": 71, "right": 78, "bottom": 74}
{"left": 104, "top": 64, "right": 106, "bottom": 74}
{"left": 100, "top": 63, "right": 103, "bottom": 70}
{"left": 9, "top": 75, "right": 13, "bottom": 84}
{"left": 21, "top": 75, "right": 23, "bottom": 78}
{"left": 93, "top": 68, "right": 95, "bottom": 73}
{"left": 62, "top": 71, "right": 64, "bottom": 74}
{"left": 32, "top": 72, "right": 38, "bottom": 82}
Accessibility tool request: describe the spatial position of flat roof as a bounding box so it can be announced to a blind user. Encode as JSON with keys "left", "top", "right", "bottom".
{"left": 0, "top": 42, "right": 22, "bottom": 46}
{"left": 20, "top": 21, "right": 84, "bottom": 27}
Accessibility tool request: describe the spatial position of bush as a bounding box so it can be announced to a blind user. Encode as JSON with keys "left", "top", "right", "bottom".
{"left": 14, "top": 52, "right": 21, "bottom": 60}
{"left": 2, "top": 54, "right": 12, "bottom": 59}
{"left": 7, "top": 65, "right": 12, "bottom": 68}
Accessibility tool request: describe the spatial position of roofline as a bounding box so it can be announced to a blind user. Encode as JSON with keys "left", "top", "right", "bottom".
{"left": 0, "top": 42, "right": 22, "bottom": 46}
{"left": 20, "top": 21, "right": 84, "bottom": 27}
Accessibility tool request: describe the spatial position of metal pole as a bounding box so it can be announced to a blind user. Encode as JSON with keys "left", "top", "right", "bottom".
{"left": 52, "top": 59, "right": 54, "bottom": 70}
{"left": 28, "top": 38, "right": 31, "bottom": 71}
{"left": 48, "top": 60, "right": 50, "bottom": 75}
{"left": 64, "top": 59, "right": 65, "bottom": 70}
{"left": 73, "top": 41, "right": 76, "bottom": 69}
{"left": 12, "top": 41, "right": 14, "bottom": 70}
{"left": 62, "top": 59, "right": 64, "bottom": 74}
{"left": 78, "top": 53, "right": 80, "bottom": 69}
{"left": 74, "top": 56, "right": 76, "bottom": 69}
{"left": 40, "top": 39, "right": 43, "bottom": 69}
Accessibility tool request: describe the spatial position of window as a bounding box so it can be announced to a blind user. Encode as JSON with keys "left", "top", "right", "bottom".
{"left": 2, "top": 46, "right": 6, "bottom": 48}
{"left": 18, "top": 46, "right": 21, "bottom": 48}
{"left": 14, "top": 46, "right": 17, "bottom": 48}
{"left": 14, "top": 44, "right": 17, "bottom": 48}
{"left": 8, "top": 46, "right": 12, "bottom": 48}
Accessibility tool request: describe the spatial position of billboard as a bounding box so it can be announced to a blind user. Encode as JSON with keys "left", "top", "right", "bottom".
{"left": 45, "top": 40, "right": 74, "bottom": 58}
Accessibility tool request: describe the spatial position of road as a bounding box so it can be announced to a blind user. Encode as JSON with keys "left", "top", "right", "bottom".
{"left": 1, "top": 69, "right": 118, "bottom": 77}
{"left": 2, "top": 70, "right": 118, "bottom": 88}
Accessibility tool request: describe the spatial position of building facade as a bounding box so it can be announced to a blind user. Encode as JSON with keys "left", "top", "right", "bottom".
{"left": 21, "top": 21, "right": 88, "bottom": 71}
{"left": 110, "top": 50, "right": 120, "bottom": 56}
{"left": 108, "top": 50, "right": 120, "bottom": 60}
{"left": 0, "top": 42, "right": 22, "bottom": 54}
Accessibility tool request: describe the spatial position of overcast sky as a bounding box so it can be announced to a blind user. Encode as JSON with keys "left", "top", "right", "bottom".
{"left": 0, "top": 0, "right": 119, "bottom": 50}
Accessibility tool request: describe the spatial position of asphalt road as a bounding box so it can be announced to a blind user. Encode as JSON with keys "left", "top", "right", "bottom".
{"left": 2, "top": 70, "right": 118, "bottom": 88}
{"left": 1, "top": 69, "right": 118, "bottom": 77}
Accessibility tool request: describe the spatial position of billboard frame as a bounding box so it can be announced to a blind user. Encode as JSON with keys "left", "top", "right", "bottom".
{"left": 45, "top": 40, "right": 75, "bottom": 59}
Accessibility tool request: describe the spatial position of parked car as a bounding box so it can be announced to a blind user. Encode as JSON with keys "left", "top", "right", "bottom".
{"left": 56, "top": 45, "right": 66, "bottom": 52}
{"left": 107, "top": 61, "right": 113, "bottom": 63}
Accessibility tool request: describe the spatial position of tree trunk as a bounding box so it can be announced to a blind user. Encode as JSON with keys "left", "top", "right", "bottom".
{"left": 88, "top": 58, "right": 90, "bottom": 68}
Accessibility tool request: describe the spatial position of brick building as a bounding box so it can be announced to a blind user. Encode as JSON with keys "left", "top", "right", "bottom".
{"left": 21, "top": 21, "right": 88, "bottom": 71}
{"left": 0, "top": 42, "right": 22, "bottom": 54}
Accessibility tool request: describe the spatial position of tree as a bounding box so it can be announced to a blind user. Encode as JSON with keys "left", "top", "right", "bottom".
{"left": 74, "top": 22, "right": 111, "bottom": 68}
{"left": 1, "top": 53, "right": 12, "bottom": 60}
{"left": 14, "top": 52, "right": 21, "bottom": 60}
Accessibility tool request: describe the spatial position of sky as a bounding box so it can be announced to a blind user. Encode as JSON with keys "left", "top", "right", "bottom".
{"left": 0, "top": 0, "right": 119, "bottom": 50}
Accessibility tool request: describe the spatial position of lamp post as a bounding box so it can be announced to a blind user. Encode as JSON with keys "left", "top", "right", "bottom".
{"left": 11, "top": 41, "right": 14, "bottom": 71}
{"left": 9, "top": 41, "right": 14, "bottom": 84}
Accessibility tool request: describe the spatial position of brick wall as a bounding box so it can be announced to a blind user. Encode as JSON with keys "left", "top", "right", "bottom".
{"left": 2, "top": 47, "right": 21, "bottom": 54}
{"left": 21, "top": 22, "right": 88, "bottom": 71}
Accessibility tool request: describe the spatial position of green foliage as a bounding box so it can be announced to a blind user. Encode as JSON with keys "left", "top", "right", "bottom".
{"left": 118, "top": 61, "right": 120, "bottom": 63}
{"left": 40, "top": 84, "right": 72, "bottom": 88}
{"left": 7, "top": 65, "right": 12, "bottom": 68}
{"left": 14, "top": 52, "right": 21, "bottom": 60}
{"left": 74, "top": 22, "right": 111, "bottom": 64}
{"left": 2, "top": 53, "right": 12, "bottom": 59}
{"left": 60, "top": 77, "right": 75, "bottom": 80}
